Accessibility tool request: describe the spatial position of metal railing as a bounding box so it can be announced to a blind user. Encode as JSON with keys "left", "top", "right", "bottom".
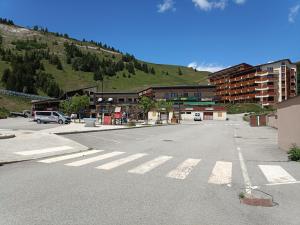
{"left": 0, "top": 89, "right": 54, "bottom": 100}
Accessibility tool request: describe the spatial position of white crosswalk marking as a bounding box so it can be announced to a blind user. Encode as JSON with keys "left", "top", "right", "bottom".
{"left": 167, "top": 158, "right": 201, "bottom": 180}
{"left": 38, "top": 150, "right": 103, "bottom": 163}
{"left": 259, "top": 165, "right": 297, "bottom": 184}
{"left": 15, "top": 146, "right": 73, "bottom": 156}
{"left": 128, "top": 156, "right": 173, "bottom": 174}
{"left": 65, "top": 151, "right": 125, "bottom": 167}
{"left": 96, "top": 153, "right": 147, "bottom": 170}
{"left": 208, "top": 161, "right": 232, "bottom": 185}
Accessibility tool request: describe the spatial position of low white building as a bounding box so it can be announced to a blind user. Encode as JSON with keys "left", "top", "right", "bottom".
{"left": 148, "top": 106, "right": 227, "bottom": 123}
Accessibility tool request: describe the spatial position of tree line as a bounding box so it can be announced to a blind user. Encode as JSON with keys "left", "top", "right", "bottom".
{"left": 0, "top": 17, "right": 14, "bottom": 26}
{"left": 0, "top": 39, "right": 62, "bottom": 97}
{"left": 64, "top": 42, "right": 156, "bottom": 82}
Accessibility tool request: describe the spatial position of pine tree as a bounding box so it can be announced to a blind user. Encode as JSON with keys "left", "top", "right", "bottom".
{"left": 1, "top": 68, "right": 11, "bottom": 83}
{"left": 178, "top": 67, "right": 183, "bottom": 75}
{"left": 150, "top": 67, "right": 156, "bottom": 74}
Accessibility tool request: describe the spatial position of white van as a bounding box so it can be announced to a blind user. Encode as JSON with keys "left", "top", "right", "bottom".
{"left": 194, "top": 112, "right": 202, "bottom": 121}
{"left": 34, "top": 111, "right": 71, "bottom": 124}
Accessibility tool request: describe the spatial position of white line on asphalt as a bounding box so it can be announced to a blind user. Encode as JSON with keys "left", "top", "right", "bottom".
{"left": 167, "top": 158, "right": 201, "bottom": 180}
{"left": 38, "top": 150, "right": 103, "bottom": 163}
{"left": 208, "top": 161, "right": 232, "bottom": 185}
{"left": 15, "top": 146, "right": 73, "bottom": 156}
{"left": 65, "top": 151, "right": 125, "bottom": 167}
{"left": 237, "top": 146, "right": 252, "bottom": 194}
{"left": 234, "top": 129, "right": 237, "bottom": 137}
{"left": 96, "top": 153, "right": 148, "bottom": 170}
{"left": 265, "top": 181, "right": 300, "bottom": 186}
{"left": 128, "top": 156, "right": 173, "bottom": 174}
{"left": 259, "top": 165, "right": 297, "bottom": 184}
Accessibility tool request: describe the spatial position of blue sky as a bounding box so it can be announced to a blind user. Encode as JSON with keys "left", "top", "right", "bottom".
{"left": 0, "top": 0, "right": 299, "bottom": 71}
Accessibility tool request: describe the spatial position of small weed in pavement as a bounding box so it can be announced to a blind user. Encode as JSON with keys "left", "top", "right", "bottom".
{"left": 239, "top": 192, "right": 245, "bottom": 199}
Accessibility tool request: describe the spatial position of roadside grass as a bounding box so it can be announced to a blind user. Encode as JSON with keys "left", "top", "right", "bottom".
{"left": 288, "top": 145, "right": 300, "bottom": 162}
{"left": 222, "top": 103, "right": 275, "bottom": 115}
{"left": 0, "top": 94, "right": 32, "bottom": 112}
{"left": 0, "top": 106, "right": 9, "bottom": 119}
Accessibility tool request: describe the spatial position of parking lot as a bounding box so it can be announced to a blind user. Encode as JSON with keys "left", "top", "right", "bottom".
{"left": 1, "top": 115, "right": 300, "bottom": 225}
{"left": 0, "top": 117, "right": 60, "bottom": 131}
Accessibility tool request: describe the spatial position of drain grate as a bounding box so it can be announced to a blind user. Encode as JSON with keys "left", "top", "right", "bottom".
{"left": 162, "top": 139, "right": 174, "bottom": 142}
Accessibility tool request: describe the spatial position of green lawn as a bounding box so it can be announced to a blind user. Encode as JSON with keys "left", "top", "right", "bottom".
{"left": 0, "top": 94, "right": 32, "bottom": 112}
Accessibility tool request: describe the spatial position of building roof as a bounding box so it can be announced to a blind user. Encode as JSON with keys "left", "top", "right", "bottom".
{"left": 140, "top": 84, "right": 215, "bottom": 92}
{"left": 208, "top": 63, "right": 254, "bottom": 78}
{"left": 31, "top": 98, "right": 61, "bottom": 104}
{"left": 278, "top": 95, "right": 300, "bottom": 109}
{"left": 94, "top": 92, "right": 138, "bottom": 95}
{"left": 255, "top": 59, "right": 294, "bottom": 67}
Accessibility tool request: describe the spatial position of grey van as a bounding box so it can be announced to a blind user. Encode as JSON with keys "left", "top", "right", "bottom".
{"left": 34, "top": 111, "right": 71, "bottom": 124}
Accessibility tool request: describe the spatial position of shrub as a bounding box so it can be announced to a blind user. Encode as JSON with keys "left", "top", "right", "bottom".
{"left": 0, "top": 107, "right": 9, "bottom": 119}
{"left": 127, "top": 121, "right": 136, "bottom": 127}
{"left": 288, "top": 145, "right": 300, "bottom": 161}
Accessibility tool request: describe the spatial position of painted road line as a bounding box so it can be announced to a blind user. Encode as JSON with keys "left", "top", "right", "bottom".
{"left": 167, "top": 158, "right": 201, "bottom": 180}
{"left": 266, "top": 181, "right": 300, "bottom": 186}
{"left": 96, "top": 153, "right": 147, "bottom": 170}
{"left": 15, "top": 146, "right": 73, "bottom": 156}
{"left": 237, "top": 146, "right": 252, "bottom": 194}
{"left": 65, "top": 151, "right": 125, "bottom": 167}
{"left": 208, "top": 161, "right": 232, "bottom": 185}
{"left": 38, "top": 150, "right": 103, "bottom": 163}
{"left": 259, "top": 165, "right": 297, "bottom": 184}
{"left": 128, "top": 156, "right": 173, "bottom": 174}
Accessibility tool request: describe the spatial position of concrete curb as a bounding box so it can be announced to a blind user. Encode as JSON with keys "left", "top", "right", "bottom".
{"left": 54, "top": 124, "right": 174, "bottom": 135}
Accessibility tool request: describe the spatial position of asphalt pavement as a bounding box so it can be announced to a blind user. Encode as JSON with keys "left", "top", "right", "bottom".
{"left": 1, "top": 116, "right": 300, "bottom": 225}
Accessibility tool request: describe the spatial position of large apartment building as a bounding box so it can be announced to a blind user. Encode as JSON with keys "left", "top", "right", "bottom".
{"left": 209, "top": 59, "right": 297, "bottom": 106}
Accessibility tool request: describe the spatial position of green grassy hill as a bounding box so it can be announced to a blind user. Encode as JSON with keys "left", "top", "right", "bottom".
{"left": 0, "top": 22, "right": 209, "bottom": 94}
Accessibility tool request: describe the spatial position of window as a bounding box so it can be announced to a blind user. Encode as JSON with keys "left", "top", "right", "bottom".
{"left": 186, "top": 112, "right": 191, "bottom": 115}
{"left": 118, "top": 98, "right": 125, "bottom": 103}
{"left": 53, "top": 112, "right": 59, "bottom": 117}
{"left": 171, "top": 93, "right": 178, "bottom": 98}
{"left": 183, "top": 93, "right": 188, "bottom": 97}
{"left": 128, "top": 98, "right": 132, "bottom": 102}
{"left": 267, "top": 67, "right": 273, "bottom": 72}
{"left": 36, "top": 112, "right": 51, "bottom": 116}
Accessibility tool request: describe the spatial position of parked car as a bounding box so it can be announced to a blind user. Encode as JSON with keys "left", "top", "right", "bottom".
{"left": 194, "top": 112, "right": 202, "bottom": 121}
{"left": 34, "top": 111, "right": 71, "bottom": 124}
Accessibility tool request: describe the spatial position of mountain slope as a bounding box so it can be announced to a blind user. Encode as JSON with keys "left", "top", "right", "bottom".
{"left": 0, "top": 22, "right": 209, "bottom": 95}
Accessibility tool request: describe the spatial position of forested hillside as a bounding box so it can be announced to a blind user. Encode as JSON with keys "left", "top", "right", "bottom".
{"left": 0, "top": 18, "right": 209, "bottom": 98}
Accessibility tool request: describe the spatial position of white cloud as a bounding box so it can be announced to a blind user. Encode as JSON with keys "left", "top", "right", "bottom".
{"left": 188, "top": 61, "right": 226, "bottom": 72}
{"left": 288, "top": 4, "right": 300, "bottom": 23}
{"left": 192, "top": 0, "right": 227, "bottom": 11}
{"left": 157, "top": 0, "right": 176, "bottom": 13}
{"left": 233, "top": 0, "right": 246, "bottom": 4}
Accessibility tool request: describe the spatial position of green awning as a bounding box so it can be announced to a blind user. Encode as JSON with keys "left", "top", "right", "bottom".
{"left": 183, "top": 101, "right": 216, "bottom": 106}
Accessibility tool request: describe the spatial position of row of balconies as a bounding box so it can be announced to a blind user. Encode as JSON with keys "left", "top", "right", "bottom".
{"left": 212, "top": 73, "right": 256, "bottom": 84}
{"left": 221, "top": 93, "right": 256, "bottom": 101}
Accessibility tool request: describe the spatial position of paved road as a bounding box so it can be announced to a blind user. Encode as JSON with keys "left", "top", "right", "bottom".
{"left": 1, "top": 117, "right": 300, "bottom": 225}
{"left": 0, "top": 117, "right": 59, "bottom": 131}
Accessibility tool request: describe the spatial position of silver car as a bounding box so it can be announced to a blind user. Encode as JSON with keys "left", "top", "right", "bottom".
{"left": 34, "top": 111, "right": 71, "bottom": 124}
